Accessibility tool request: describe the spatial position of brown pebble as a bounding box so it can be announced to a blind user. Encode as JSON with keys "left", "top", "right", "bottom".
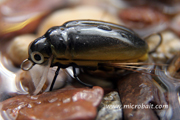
{"left": 119, "top": 7, "right": 168, "bottom": 29}
{"left": 7, "top": 34, "right": 36, "bottom": 66}
{"left": 0, "top": 0, "right": 69, "bottom": 39}
{"left": 118, "top": 73, "right": 168, "bottom": 120}
{"left": 0, "top": 86, "right": 104, "bottom": 120}
{"left": 37, "top": 6, "right": 121, "bottom": 36}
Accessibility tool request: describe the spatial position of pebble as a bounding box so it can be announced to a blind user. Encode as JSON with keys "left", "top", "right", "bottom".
{"left": 119, "top": 6, "right": 168, "bottom": 29}
{"left": 15, "top": 66, "right": 69, "bottom": 94}
{"left": 118, "top": 72, "right": 169, "bottom": 120}
{"left": 170, "top": 14, "right": 180, "bottom": 36}
{"left": 118, "top": 6, "right": 168, "bottom": 37}
{"left": 37, "top": 5, "right": 121, "bottom": 36}
{"left": 0, "top": 86, "right": 103, "bottom": 120}
{"left": 167, "top": 54, "right": 180, "bottom": 79}
{"left": 96, "top": 91, "right": 123, "bottom": 120}
{"left": 7, "top": 34, "right": 36, "bottom": 66}
{"left": 0, "top": 0, "right": 71, "bottom": 39}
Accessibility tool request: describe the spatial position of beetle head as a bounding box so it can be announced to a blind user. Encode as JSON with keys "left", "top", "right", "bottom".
{"left": 28, "top": 37, "right": 52, "bottom": 64}
{"left": 21, "top": 36, "right": 52, "bottom": 71}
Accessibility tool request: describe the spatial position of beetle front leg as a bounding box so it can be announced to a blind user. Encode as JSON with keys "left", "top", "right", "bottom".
{"left": 49, "top": 65, "right": 61, "bottom": 91}
{"left": 72, "top": 65, "right": 93, "bottom": 88}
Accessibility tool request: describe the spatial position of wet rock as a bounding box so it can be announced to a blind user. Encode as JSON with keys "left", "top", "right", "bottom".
{"left": 0, "top": 86, "right": 103, "bottom": 120}
{"left": 171, "top": 14, "right": 180, "bottom": 36}
{"left": 46, "top": 67, "right": 70, "bottom": 90}
{"left": 167, "top": 54, "right": 180, "bottom": 79}
{"left": 118, "top": 6, "right": 168, "bottom": 37}
{"left": 118, "top": 73, "right": 168, "bottom": 120}
{"left": 15, "top": 64, "right": 70, "bottom": 95}
{"left": 119, "top": 7, "right": 168, "bottom": 29}
{"left": 37, "top": 5, "right": 121, "bottom": 36}
{"left": 120, "top": 0, "right": 180, "bottom": 14}
{"left": 96, "top": 91, "right": 123, "bottom": 120}
{"left": 153, "top": 66, "right": 180, "bottom": 119}
{"left": 7, "top": 34, "right": 36, "bottom": 66}
{"left": 0, "top": 0, "right": 71, "bottom": 39}
{"left": 15, "top": 70, "right": 35, "bottom": 94}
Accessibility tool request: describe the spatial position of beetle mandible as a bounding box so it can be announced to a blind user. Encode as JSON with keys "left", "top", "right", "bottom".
{"left": 21, "top": 20, "right": 149, "bottom": 94}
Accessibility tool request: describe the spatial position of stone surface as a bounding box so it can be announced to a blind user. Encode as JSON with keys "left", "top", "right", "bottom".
{"left": 119, "top": 7, "right": 168, "bottom": 29}
{"left": 118, "top": 73, "right": 168, "bottom": 120}
{"left": 0, "top": 86, "right": 103, "bottom": 120}
{"left": 37, "top": 5, "right": 121, "bottom": 36}
{"left": 96, "top": 91, "right": 123, "bottom": 120}
{"left": 7, "top": 34, "right": 36, "bottom": 66}
{"left": 171, "top": 14, "right": 180, "bottom": 36}
{"left": 15, "top": 67, "right": 69, "bottom": 94}
{"left": 167, "top": 54, "right": 180, "bottom": 79}
{"left": 0, "top": 0, "right": 69, "bottom": 40}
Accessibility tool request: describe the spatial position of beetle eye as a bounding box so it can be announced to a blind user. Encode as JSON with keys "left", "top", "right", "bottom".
{"left": 31, "top": 52, "right": 44, "bottom": 64}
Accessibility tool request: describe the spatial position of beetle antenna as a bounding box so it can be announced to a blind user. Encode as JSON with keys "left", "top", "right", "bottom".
{"left": 73, "top": 66, "right": 93, "bottom": 88}
{"left": 49, "top": 65, "right": 61, "bottom": 91}
{"left": 145, "top": 33, "right": 163, "bottom": 54}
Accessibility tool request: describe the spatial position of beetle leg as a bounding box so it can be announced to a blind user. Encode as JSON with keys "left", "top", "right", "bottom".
{"left": 49, "top": 65, "right": 61, "bottom": 91}
{"left": 72, "top": 66, "right": 93, "bottom": 88}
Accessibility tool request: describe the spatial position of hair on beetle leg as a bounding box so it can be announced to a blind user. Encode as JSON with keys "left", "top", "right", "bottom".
{"left": 103, "top": 62, "right": 168, "bottom": 77}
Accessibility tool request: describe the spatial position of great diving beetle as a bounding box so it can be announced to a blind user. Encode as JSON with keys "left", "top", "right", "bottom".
{"left": 21, "top": 20, "right": 149, "bottom": 94}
